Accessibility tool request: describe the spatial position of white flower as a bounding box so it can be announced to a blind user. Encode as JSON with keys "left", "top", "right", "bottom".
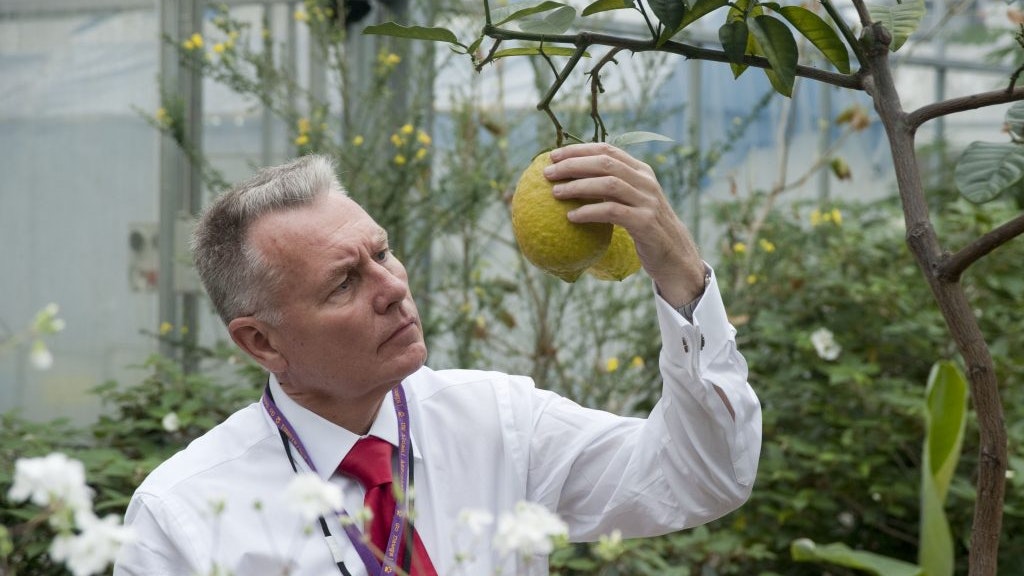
{"left": 29, "top": 340, "right": 54, "bottom": 370}
{"left": 161, "top": 412, "right": 181, "bottom": 433}
{"left": 50, "top": 511, "right": 135, "bottom": 576}
{"left": 493, "top": 501, "right": 568, "bottom": 557}
{"left": 284, "top": 473, "right": 343, "bottom": 521}
{"left": 810, "top": 327, "right": 842, "bottom": 361}
{"left": 457, "top": 508, "right": 494, "bottom": 536}
{"left": 8, "top": 453, "right": 93, "bottom": 513}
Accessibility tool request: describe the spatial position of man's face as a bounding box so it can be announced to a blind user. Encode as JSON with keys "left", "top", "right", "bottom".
{"left": 248, "top": 193, "right": 427, "bottom": 406}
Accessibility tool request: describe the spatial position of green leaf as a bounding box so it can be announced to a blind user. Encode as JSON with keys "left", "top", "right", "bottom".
{"left": 1006, "top": 101, "right": 1024, "bottom": 141}
{"left": 650, "top": 0, "right": 686, "bottom": 38}
{"left": 954, "top": 142, "right": 1024, "bottom": 204}
{"left": 866, "top": 0, "right": 925, "bottom": 52}
{"left": 493, "top": 46, "right": 584, "bottom": 58}
{"left": 517, "top": 5, "right": 578, "bottom": 34}
{"left": 492, "top": 1, "right": 570, "bottom": 27}
{"left": 582, "top": 0, "right": 635, "bottom": 17}
{"left": 918, "top": 361, "right": 968, "bottom": 576}
{"left": 747, "top": 14, "right": 798, "bottom": 97}
{"left": 363, "top": 22, "right": 464, "bottom": 48}
{"left": 719, "top": 20, "right": 749, "bottom": 67}
{"left": 778, "top": 6, "right": 850, "bottom": 73}
{"left": 791, "top": 539, "right": 923, "bottom": 576}
{"left": 677, "top": 0, "right": 728, "bottom": 33}
{"left": 608, "top": 131, "right": 675, "bottom": 147}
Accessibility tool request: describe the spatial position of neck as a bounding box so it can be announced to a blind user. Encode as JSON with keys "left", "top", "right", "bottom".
{"left": 277, "top": 380, "right": 391, "bottom": 435}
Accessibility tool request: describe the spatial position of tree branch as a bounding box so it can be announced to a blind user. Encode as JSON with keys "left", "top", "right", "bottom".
{"left": 482, "top": 26, "right": 865, "bottom": 90}
{"left": 939, "top": 212, "right": 1024, "bottom": 281}
{"left": 906, "top": 86, "right": 1024, "bottom": 132}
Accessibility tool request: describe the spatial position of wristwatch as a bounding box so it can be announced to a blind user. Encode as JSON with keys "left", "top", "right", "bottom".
{"left": 675, "top": 266, "right": 712, "bottom": 321}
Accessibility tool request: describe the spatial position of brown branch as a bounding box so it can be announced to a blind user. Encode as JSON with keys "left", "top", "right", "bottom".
{"left": 906, "top": 86, "right": 1024, "bottom": 132}
{"left": 849, "top": 0, "right": 874, "bottom": 29}
{"left": 939, "top": 212, "right": 1024, "bottom": 281}
{"left": 587, "top": 48, "right": 624, "bottom": 142}
{"left": 482, "top": 26, "right": 865, "bottom": 90}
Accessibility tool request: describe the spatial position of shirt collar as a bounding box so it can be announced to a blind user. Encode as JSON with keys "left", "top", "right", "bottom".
{"left": 266, "top": 374, "right": 420, "bottom": 481}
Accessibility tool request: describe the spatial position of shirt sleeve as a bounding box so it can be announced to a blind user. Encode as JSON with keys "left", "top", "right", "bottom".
{"left": 114, "top": 493, "right": 200, "bottom": 576}
{"left": 523, "top": 265, "right": 762, "bottom": 541}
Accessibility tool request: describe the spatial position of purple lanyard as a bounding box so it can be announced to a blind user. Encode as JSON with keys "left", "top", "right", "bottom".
{"left": 262, "top": 383, "right": 413, "bottom": 576}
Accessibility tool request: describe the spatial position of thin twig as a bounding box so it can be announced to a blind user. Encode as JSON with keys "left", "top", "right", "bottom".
{"left": 820, "top": 0, "right": 868, "bottom": 68}
{"left": 906, "top": 86, "right": 1024, "bottom": 131}
{"left": 939, "top": 212, "right": 1024, "bottom": 281}
{"left": 586, "top": 47, "right": 623, "bottom": 142}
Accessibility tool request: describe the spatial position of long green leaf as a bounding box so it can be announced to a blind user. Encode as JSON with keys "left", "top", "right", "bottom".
{"left": 866, "top": 0, "right": 925, "bottom": 52}
{"left": 791, "top": 539, "right": 923, "bottom": 576}
{"left": 678, "top": 0, "right": 728, "bottom": 32}
{"left": 493, "top": 46, "right": 584, "bottom": 58}
{"left": 518, "top": 5, "right": 577, "bottom": 34}
{"left": 492, "top": 1, "right": 569, "bottom": 27}
{"left": 747, "top": 14, "right": 798, "bottom": 97}
{"left": 954, "top": 141, "right": 1024, "bottom": 204}
{"left": 582, "top": 0, "right": 635, "bottom": 17}
{"left": 719, "top": 20, "right": 749, "bottom": 67}
{"left": 918, "top": 361, "right": 968, "bottom": 576}
{"left": 363, "top": 22, "right": 463, "bottom": 47}
{"left": 778, "top": 6, "right": 850, "bottom": 73}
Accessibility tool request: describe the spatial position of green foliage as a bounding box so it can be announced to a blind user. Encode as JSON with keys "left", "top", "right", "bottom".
{"left": 865, "top": 0, "right": 926, "bottom": 52}
{"left": 955, "top": 101, "right": 1024, "bottom": 205}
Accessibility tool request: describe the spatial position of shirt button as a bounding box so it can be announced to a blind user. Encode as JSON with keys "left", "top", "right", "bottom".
{"left": 701, "top": 334, "right": 705, "bottom": 350}
{"left": 682, "top": 337, "right": 690, "bottom": 353}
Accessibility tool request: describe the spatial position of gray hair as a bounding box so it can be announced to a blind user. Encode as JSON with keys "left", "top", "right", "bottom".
{"left": 190, "top": 154, "right": 344, "bottom": 326}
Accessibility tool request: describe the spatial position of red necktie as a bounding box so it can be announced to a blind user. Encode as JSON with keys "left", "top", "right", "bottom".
{"left": 338, "top": 437, "right": 437, "bottom": 575}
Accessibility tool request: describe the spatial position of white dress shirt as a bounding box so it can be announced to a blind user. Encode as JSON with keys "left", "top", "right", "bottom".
{"left": 115, "top": 272, "right": 761, "bottom": 576}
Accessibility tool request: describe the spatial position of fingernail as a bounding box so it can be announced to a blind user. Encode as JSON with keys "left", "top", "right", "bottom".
{"left": 548, "top": 149, "right": 561, "bottom": 161}
{"left": 543, "top": 165, "right": 556, "bottom": 177}
{"left": 551, "top": 184, "right": 563, "bottom": 196}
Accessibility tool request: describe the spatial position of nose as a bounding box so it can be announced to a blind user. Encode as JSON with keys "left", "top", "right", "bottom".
{"left": 370, "top": 259, "right": 409, "bottom": 314}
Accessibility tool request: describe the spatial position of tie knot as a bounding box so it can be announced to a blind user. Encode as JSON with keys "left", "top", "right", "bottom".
{"left": 338, "top": 436, "right": 393, "bottom": 488}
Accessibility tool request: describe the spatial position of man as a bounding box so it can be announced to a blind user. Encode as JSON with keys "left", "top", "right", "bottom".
{"left": 115, "top": 143, "right": 761, "bottom": 576}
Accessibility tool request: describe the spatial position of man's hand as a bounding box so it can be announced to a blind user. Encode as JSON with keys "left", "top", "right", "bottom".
{"left": 546, "top": 143, "right": 705, "bottom": 308}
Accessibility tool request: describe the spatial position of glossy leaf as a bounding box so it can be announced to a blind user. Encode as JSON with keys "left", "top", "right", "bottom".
{"left": 518, "top": 5, "right": 577, "bottom": 34}
{"left": 492, "top": 1, "right": 569, "bottom": 27}
{"left": 719, "top": 20, "right": 749, "bottom": 66}
{"left": 363, "top": 22, "right": 463, "bottom": 47}
{"left": 866, "top": 0, "right": 925, "bottom": 52}
{"left": 791, "top": 539, "right": 923, "bottom": 576}
{"left": 493, "top": 46, "right": 584, "bottom": 58}
{"left": 725, "top": 0, "right": 759, "bottom": 77}
{"left": 918, "top": 361, "right": 967, "bottom": 576}
{"left": 608, "top": 131, "right": 675, "bottom": 147}
{"left": 954, "top": 142, "right": 1024, "bottom": 204}
{"left": 747, "top": 14, "right": 798, "bottom": 97}
{"left": 778, "top": 6, "right": 850, "bottom": 73}
{"left": 582, "top": 0, "right": 635, "bottom": 17}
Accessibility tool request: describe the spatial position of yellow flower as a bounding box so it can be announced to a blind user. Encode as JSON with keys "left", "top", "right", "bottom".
{"left": 159, "top": 322, "right": 173, "bottom": 336}
{"left": 415, "top": 148, "right": 428, "bottom": 161}
{"left": 759, "top": 239, "right": 776, "bottom": 253}
{"left": 213, "top": 42, "right": 226, "bottom": 54}
{"left": 605, "top": 357, "right": 620, "bottom": 373}
{"left": 182, "top": 38, "right": 195, "bottom": 50}
{"left": 831, "top": 208, "right": 843, "bottom": 225}
{"left": 630, "top": 356, "right": 645, "bottom": 369}
{"left": 810, "top": 209, "right": 823, "bottom": 227}
{"left": 190, "top": 33, "right": 203, "bottom": 49}
{"left": 352, "top": 135, "right": 364, "bottom": 146}
{"left": 746, "top": 274, "right": 759, "bottom": 285}
{"left": 179, "top": 325, "right": 189, "bottom": 335}
{"left": 416, "top": 130, "right": 432, "bottom": 146}
{"left": 732, "top": 242, "right": 747, "bottom": 254}
{"left": 294, "top": 9, "right": 308, "bottom": 22}
{"left": 294, "top": 134, "right": 309, "bottom": 146}
{"left": 155, "top": 107, "right": 169, "bottom": 124}
{"left": 394, "top": 154, "right": 407, "bottom": 166}
{"left": 390, "top": 134, "right": 404, "bottom": 147}
{"left": 400, "top": 123, "right": 414, "bottom": 135}
{"left": 385, "top": 53, "right": 401, "bottom": 66}
{"left": 297, "top": 117, "right": 310, "bottom": 134}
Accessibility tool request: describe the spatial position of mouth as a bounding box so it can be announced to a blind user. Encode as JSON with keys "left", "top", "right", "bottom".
{"left": 382, "top": 319, "right": 418, "bottom": 346}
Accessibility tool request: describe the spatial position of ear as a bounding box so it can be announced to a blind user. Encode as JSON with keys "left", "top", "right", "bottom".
{"left": 228, "top": 317, "right": 288, "bottom": 373}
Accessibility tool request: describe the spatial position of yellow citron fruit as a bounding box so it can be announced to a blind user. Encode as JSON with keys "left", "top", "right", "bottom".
{"left": 511, "top": 153, "right": 612, "bottom": 282}
{"left": 587, "top": 225, "right": 642, "bottom": 281}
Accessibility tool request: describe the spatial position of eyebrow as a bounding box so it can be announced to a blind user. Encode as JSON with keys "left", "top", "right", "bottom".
{"left": 319, "top": 228, "right": 390, "bottom": 293}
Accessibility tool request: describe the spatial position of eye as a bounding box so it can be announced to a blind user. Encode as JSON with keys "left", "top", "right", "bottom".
{"left": 374, "top": 248, "right": 390, "bottom": 263}
{"left": 336, "top": 275, "right": 353, "bottom": 293}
